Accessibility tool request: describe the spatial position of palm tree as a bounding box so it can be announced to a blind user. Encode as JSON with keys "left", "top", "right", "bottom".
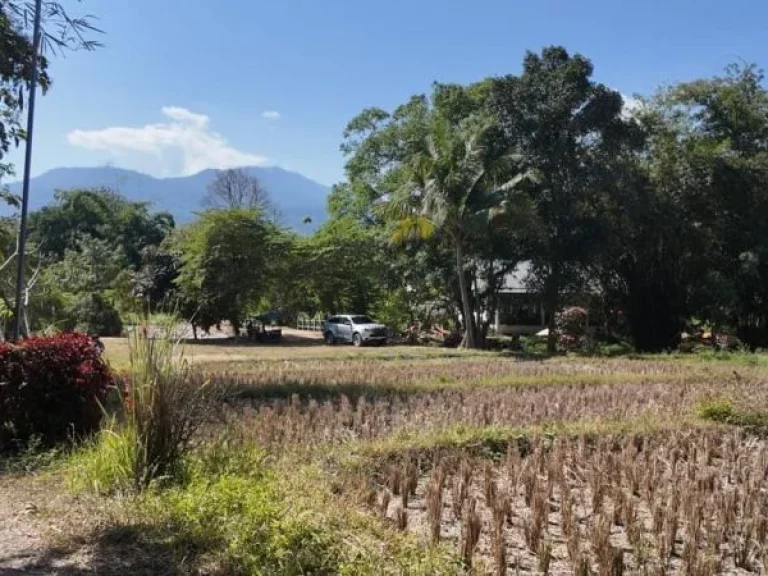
{"left": 385, "top": 112, "right": 529, "bottom": 349}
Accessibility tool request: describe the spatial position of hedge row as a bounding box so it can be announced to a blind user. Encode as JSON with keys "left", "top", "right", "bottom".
{"left": 0, "top": 333, "right": 114, "bottom": 450}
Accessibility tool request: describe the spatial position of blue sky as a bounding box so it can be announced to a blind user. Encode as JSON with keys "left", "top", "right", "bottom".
{"left": 7, "top": 0, "right": 768, "bottom": 186}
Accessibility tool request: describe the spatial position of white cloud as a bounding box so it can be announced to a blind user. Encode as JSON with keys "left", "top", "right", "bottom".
{"left": 67, "top": 107, "right": 270, "bottom": 176}
{"left": 161, "top": 106, "right": 209, "bottom": 128}
{"left": 262, "top": 110, "right": 281, "bottom": 120}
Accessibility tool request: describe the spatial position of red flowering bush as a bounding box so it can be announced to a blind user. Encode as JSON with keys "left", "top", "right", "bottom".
{"left": 0, "top": 333, "right": 114, "bottom": 450}
{"left": 555, "top": 306, "right": 589, "bottom": 349}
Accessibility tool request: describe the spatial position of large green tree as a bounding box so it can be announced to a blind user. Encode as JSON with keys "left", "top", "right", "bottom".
{"left": 29, "top": 188, "right": 174, "bottom": 266}
{"left": 666, "top": 64, "right": 768, "bottom": 348}
{"left": 491, "top": 46, "right": 634, "bottom": 352}
{"left": 343, "top": 83, "right": 528, "bottom": 348}
{"left": 591, "top": 115, "right": 695, "bottom": 351}
{"left": 300, "top": 217, "right": 386, "bottom": 317}
{"left": 173, "top": 208, "right": 275, "bottom": 336}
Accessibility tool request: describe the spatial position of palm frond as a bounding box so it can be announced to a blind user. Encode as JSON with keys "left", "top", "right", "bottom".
{"left": 495, "top": 172, "right": 528, "bottom": 193}
{"left": 389, "top": 215, "right": 437, "bottom": 246}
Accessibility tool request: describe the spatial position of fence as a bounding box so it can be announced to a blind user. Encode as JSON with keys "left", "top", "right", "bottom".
{"left": 296, "top": 318, "right": 324, "bottom": 332}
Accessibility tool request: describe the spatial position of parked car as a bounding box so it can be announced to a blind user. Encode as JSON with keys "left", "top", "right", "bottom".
{"left": 322, "top": 314, "right": 388, "bottom": 347}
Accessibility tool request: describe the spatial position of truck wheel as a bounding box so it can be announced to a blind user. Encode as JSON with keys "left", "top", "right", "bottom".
{"left": 353, "top": 333, "right": 363, "bottom": 347}
{"left": 325, "top": 332, "right": 335, "bottom": 345}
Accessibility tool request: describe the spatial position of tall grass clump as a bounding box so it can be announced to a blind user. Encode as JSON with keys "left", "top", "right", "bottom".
{"left": 124, "top": 324, "right": 223, "bottom": 489}
{"left": 70, "top": 322, "right": 223, "bottom": 493}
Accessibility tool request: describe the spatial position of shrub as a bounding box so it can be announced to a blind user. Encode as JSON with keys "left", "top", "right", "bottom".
{"left": 122, "top": 324, "right": 224, "bottom": 490}
{"left": 66, "top": 324, "right": 223, "bottom": 493}
{"left": 555, "top": 306, "right": 588, "bottom": 349}
{"left": 696, "top": 397, "right": 736, "bottom": 423}
{"left": 68, "top": 440, "right": 347, "bottom": 573}
{"left": 0, "top": 332, "right": 113, "bottom": 450}
{"left": 68, "top": 293, "right": 124, "bottom": 336}
{"left": 696, "top": 397, "right": 768, "bottom": 428}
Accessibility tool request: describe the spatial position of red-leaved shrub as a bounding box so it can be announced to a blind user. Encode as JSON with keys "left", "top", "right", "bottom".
{"left": 555, "top": 306, "right": 589, "bottom": 349}
{"left": 0, "top": 333, "right": 114, "bottom": 450}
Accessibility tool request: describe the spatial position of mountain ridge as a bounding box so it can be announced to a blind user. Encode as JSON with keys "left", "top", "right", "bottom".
{"left": 3, "top": 165, "right": 329, "bottom": 232}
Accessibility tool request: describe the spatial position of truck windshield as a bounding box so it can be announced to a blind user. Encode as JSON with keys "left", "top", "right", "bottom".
{"left": 351, "top": 316, "right": 374, "bottom": 324}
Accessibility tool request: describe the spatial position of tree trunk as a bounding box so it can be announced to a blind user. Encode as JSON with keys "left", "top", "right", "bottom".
{"left": 23, "top": 304, "right": 30, "bottom": 337}
{"left": 545, "top": 268, "right": 560, "bottom": 354}
{"left": 455, "top": 242, "right": 478, "bottom": 349}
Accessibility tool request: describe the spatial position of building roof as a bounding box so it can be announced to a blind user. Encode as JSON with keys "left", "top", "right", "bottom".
{"left": 498, "top": 261, "right": 534, "bottom": 293}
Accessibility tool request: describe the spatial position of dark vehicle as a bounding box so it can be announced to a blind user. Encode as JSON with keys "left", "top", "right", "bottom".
{"left": 245, "top": 315, "right": 282, "bottom": 343}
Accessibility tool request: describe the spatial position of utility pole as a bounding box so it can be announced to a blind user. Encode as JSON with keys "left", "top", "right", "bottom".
{"left": 12, "top": 0, "right": 44, "bottom": 340}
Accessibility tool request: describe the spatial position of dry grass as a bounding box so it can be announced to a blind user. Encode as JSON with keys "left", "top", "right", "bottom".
{"left": 369, "top": 427, "right": 768, "bottom": 574}
{"left": 222, "top": 370, "right": 768, "bottom": 453}
{"left": 102, "top": 333, "right": 494, "bottom": 370}
{"left": 7, "top": 338, "right": 768, "bottom": 574}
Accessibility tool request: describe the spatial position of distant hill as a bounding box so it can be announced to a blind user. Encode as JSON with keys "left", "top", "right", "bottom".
{"left": 3, "top": 166, "right": 329, "bottom": 232}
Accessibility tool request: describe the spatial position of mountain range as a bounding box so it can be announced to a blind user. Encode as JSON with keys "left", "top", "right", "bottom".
{"left": 3, "top": 166, "right": 330, "bottom": 232}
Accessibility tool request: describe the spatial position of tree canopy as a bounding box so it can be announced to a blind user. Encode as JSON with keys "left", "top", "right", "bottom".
{"left": 172, "top": 208, "right": 276, "bottom": 335}
{"left": 2, "top": 45, "right": 768, "bottom": 354}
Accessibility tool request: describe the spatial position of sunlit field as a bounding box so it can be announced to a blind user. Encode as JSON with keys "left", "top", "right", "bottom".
{"left": 94, "top": 337, "right": 768, "bottom": 574}
{"left": 4, "top": 336, "right": 768, "bottom": 575}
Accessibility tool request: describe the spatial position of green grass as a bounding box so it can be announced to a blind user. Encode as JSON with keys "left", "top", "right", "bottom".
{"left": 137, "top": 448, "right": 341, "bottom": 575}
{"left": 342, "top": 414, "right": 715, "bottom": 465}
{"left": 65, "top": 437, "right": 459, "bottom": 575}
{"left": 697, "top": 396, "right": 768, "bottom": 428}
{"left": 66, "top": 427, "right": 139, "bottom": 495}
{"left": 632, "top": 349, "right": 768, "bottom": 367}
{"left": 121, "top": 312, "right": 177, "bottom": 326}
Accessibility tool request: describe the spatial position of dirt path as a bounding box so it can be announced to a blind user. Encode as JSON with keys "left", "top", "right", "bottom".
{"left": 0, "top": 477, "right": 45, "bottom": 572}
{"left": 0, "top": 472, "right": 182, "bottom": 575}
{"left": 0, "top": 475, "right": 91, "bottom": 575}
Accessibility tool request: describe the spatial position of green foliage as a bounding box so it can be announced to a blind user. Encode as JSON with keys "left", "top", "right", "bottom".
{"left": 122, "top": 324, "right": 223, "bottom": 490}
{"left": 343, "top": 82, "right": 531, "bottom": 348}
{"left": 45, "top": 236, "right": 125, "bottom": 293}
{"left": 491, "top": 47, "right": 637, "bottom": 352}
{"left": 70, "top": 324, "right": 222, "bottom": 492}
{"left": 696, "top": 397, "right": 736, "bottom": 423}
{"left": 66, "top": 427, "right": 137, "bottom": 495}
{"left": 68, "top": 437, "right": 458, "bottom": 575}
{"left": 301, "top": 217, "right": 386, "bottom": 315}
{"left": 173, "top": 208, "right": 275, "bottom": 333}
{"left": 0, "top": 6, "right": 49, "bottom": 183}
{"left": 1, "top": 189, "right": 175, "bottom": 334}
{"left": 130, "top": 244, "right": 180, "bottom": 312}
{"left": 34, "top": 236, "right": 131, "bottom": 335}
{"left": 68, "top": 438, "right": 335, "bottom": 572}
{"left": 666, "top": 64, "right": 768, "bottom": 348}
{"left": 696, "top": 397, "right": 768, "bottom": 428}
{"left": 67, "top": 292, "right": 123, "bottom": 336}
{"left": 144, "top": 470, "right": 339, "bottom": 575}
{"left": 29, "top": 188, "right": 174, "bottom": 266}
